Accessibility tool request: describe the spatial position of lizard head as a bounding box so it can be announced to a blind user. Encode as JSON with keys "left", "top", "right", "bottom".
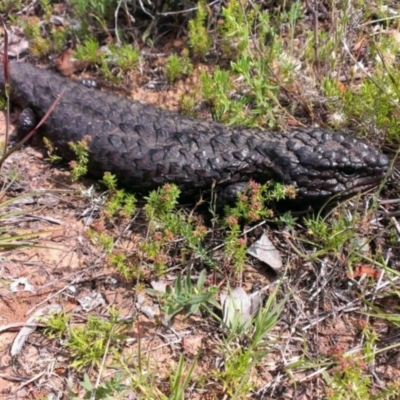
{"left": 273, "top": 128, "right": 389, "bottom": 199}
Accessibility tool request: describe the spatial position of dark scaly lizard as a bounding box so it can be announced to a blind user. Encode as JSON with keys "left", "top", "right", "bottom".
{"left": 0, "top": 62, "right": 390, "bottom": 202}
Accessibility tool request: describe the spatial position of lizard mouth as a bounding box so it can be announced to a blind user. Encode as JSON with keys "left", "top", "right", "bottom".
{"left": 296, "top": 173, "right": 388, "bottom": 199}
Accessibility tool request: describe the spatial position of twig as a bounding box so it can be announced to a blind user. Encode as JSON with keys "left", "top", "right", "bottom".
{"left": 0, "top": 322, "right": 45, "bottom": 333}
{"left": 16, "top": 369, "right": 46, "bottom": 391}
{"left": 1, "top": 19, "right": 10, "bottom": 153}
{"left": 91, "top": 334, "right": 112, "bottom": 400}
{"left": 114, "top": 0, "right": 125, "bottom": 45}
{"left": 0, "top": 373, "right": 28, "bottom": 382}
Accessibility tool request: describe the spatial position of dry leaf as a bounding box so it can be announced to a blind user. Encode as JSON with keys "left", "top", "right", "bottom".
{"left": 247, "top": 233, "right": 282, "bottom": 272}
{"left": 347, "top": 265, "right": 381, "bottom": 280}
{"left": 54, "top": 48, "right": 89, "bottom": 76}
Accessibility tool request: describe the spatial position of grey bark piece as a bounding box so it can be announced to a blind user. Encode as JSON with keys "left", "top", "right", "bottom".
{"left": 247, "top": 233, "right": 283, "bottom": 272}
{"left": 11, "top": 304, "right": 62, "bottom": 356}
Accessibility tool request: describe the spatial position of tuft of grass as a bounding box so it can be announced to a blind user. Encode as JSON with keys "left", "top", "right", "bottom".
{"left": 51, "top": 27, "right": 70, "bottom": 53}
{"left": 69, "top": 136, "right": 91, "bottom": 181}
{"left": 166, "top": 51, "right": 193, "bottom": 82}
{"left": 188, "top": 1, "right": 212, "bottom": 57}
{"left": 0, "top": 186, "right": 50, "bottom": 253}
{"left": 70, "top": 0, "right": 118, "bottom": 36}
{"left": 215, "top": 284, "right": 288, "bottom": 397}
{"left": 197, "top": 0, "right": 296, "bottom": 128}
{"left": 65, "top": 306, "right": 130, "bottom": 370}
{"left": 108, "top": 43, "right": 140, "bottom": 72}
{"left": 142, "top": 183, "right": 209, "bottom": 275}
{"left": 71, "top": 373, "right": 128, "bottom": 400}
{"left": 223, "top": 181, "right": 294, "bottom": 274}
{"left": 303, "top": 208, "right": 360, "bottom": 259}
{"left": 75, "top": 37, "right": 102, "bottom": 65}
{"left": 0, "top": 97, "right": 6, "bottom": 110}
{"left": 22, "top": 17, "right": 51, "bottom": 56}
{"left": 43, "top": 137, "right": 63, "bottom": 163}
{"left": 148, "top": 269, "right": 220, "bottom": 323}
{"left": 323, "top": 332, "right": 400, "bottom": 400}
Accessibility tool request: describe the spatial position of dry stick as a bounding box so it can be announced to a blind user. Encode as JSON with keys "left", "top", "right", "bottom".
{"left": 16, "top": 0, "right": 39, "bottom": 15}
{"left": 16, "top": 370, "right": 47, "bottom": 391}
{"left": 91, "top": 334, "right": 113, "bottom": 400}
{"left": 0, "top": 373, "right": 28, "bottom": 383}
{"left": 137, "top": 0, "right": 154, "bottom": 19}
{"left": 1, "top": 18, "right": 10, "bottom": 154}
{"left": 0, "top": 323, "right": 45, "bottom": 333}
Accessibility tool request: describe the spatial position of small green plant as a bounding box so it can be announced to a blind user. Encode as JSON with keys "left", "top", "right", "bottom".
{"left": 141, "top": 184, "right": 209, "bottom": 274}
{"left": 43, "top": 137, "right": 63, "bottom": 163}
{"left": 224, "top": 181, "right": 293, "bottom": 222}
{"left": 280, "top": 1, "right": 302, "bottom": 54}
{"left": 66, "top": 306, "right": 129, "bottom": 370}
{"left": 219, "top": 0, "right": 255, "bottom": 58}
{"left": 102, "top": 173, "right": 137, "bottom": 218}
{"left": 101, "top": 171, "right": 119, "bottom": 191}
{"left": 69, "top": 136, "right": 91, "bottom": 181}
{"left": 200, "top": 67, "right": 235, "bottom": 122}
{"left": 364, "top": 282, "right": 400, "bottom": 329}
{"left": 42, "top": 311, "right": 70, "bottom": 339}
{"left": 188, "top": 1, "right": 211, "bottom": 57}
{"left": 39, "top": 0, "right": 53, "bottom": 22}
{"left": 70, "top": 0, "right": 118, "bottom": 36}
{"left": 75, "top": 38, "right": 102, "bottom": 64}
{"left": 323, "top": 348, "right": 370, "bottom": 400}
{"left": 303, "top": 206, "right": 360, "bottom": 259}
{"left": 84, "top": 179, "right": 138, "bottom": 280}
{"left": 71, "top": 373, "right": 127, "bottom": 400}
{"left": 322, "top": 341, "right": 400, "bottom": 400}
{"left": 106, "top": 189, "right": 136, "bottom": 218}
{"left": 22, "top": 17, "right": 51, "bottom": 56}
{"left": 0, "top": 96, "right": 7, "bottom": 110}
{"left": 148, "top": 269, "right": 220, "bottom": 322}
{"left": 216, "top": 284, "right": 287, "bottom": 397}
{"left": 223, "top": 181, "right": 294, "bottom": 273}
{"left": 166, "top": 52, "right": 193, "bottom": 82}
{"left": 51, "top": 27, "right": 69, "bottom": 53}
{"left": 87, "top": 229, "right": 114, "bottom": 253}
{"left": 144, "top": 183, "right": 181, "bottom": 217}
{"left": 108, "top": 44, "right": 140, "bottom": 72}
{"left": 108, "top": 251, "right": 139, "bottom": 281}
{"left": 169, "top": 354, "right": 198, "bottom": 400}
{"left": 179, "top": 93, "right": 199, "bottom": 117}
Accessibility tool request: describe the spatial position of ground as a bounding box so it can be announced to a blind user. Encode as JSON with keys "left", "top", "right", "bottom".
{"left": 1, "top": 1, "right": 400, "bottom": 399}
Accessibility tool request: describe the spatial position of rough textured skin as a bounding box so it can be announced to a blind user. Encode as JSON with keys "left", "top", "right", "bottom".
{"left": 0, "top": 62, "right": 389, "bottom": 200}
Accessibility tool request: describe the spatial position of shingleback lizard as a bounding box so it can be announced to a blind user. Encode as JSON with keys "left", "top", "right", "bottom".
{"left": 0, "top": 61, "right": 390, "bottom": 202}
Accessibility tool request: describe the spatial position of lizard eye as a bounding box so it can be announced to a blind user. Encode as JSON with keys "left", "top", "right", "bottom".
{"left": 342, "top": 167, "right": 357, "bottom": 176}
